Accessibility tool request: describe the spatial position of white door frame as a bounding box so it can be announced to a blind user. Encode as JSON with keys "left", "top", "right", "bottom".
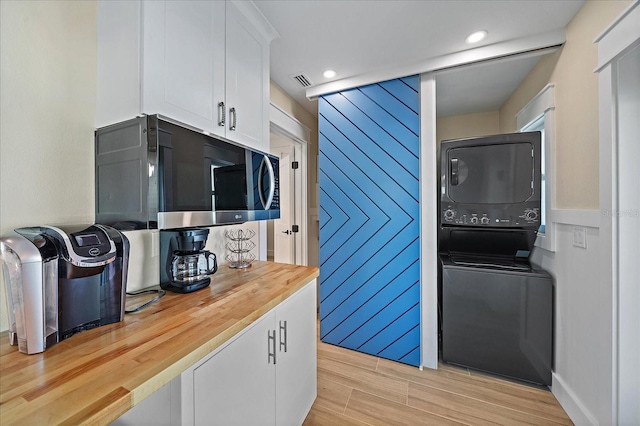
{"left": 269, "top": 103, "right": 310, "bottom": 266}
{"left": 596, "top": 3, "right": 640, "bottom": 425}
{"left": 270, "top": 139, "right": 297, "bottom": 264}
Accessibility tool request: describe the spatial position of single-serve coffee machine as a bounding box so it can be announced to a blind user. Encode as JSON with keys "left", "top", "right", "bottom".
{"left": 0, "top": 224, "right": 129, "bottom": 354}
{"left": 160, "top": 228, "right": 218, "bottom": 294}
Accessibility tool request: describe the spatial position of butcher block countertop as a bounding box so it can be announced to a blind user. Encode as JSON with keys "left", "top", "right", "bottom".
{"left": 0, "top": 261, "right": 319, "bottom": 425}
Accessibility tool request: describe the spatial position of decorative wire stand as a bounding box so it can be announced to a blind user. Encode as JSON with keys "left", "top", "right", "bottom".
{"left": 224, "top": 229, "right": 256, "bottom": 269}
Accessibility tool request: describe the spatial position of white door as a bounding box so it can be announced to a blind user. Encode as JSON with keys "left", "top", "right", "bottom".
{"left": 273, "top": 144, "right": 295, "bottom": 264}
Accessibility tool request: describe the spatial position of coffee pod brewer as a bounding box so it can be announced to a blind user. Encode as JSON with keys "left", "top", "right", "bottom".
{"left": 0, "top": 224, "right": 129, "bottom": 354}
{"left": 160, "top": 228, "right": 218, "bottom": 294}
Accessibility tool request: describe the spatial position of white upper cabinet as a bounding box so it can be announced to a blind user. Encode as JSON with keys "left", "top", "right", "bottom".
{"left": 96, "top": 0, "right": 277, "bottom": 151}
{"left": 225, "top": 1, "right": 271, "bottom": 150}
{"left": 141, "top": 1, "right": 225, "bottom": 136}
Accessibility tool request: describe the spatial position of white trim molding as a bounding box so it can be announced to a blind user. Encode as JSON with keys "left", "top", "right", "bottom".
{"left": 269, "top": 103, "right": 311, "bottom": 143}
{"left": 516, "top": 84, "right": 555, "bottom": 130}
{"left": 552, "top": 373, "right": 599, "bottom": 426}
{"left": 269, "top": 103, "right": 310, "bottom": 267}
{"left": 596, "top": 2, "right": 640, "bottom": 424}
{"left": 550, "top": 209, "right": 600, "bottom": 228}
{"left": 517, "top": 84, "right": 557, "bottom": 252}
{"left": 594, "top": 1, "right": 640, "bottom": 72}
{"left": 419, "top": 72, "right": 438, "bottom": 371}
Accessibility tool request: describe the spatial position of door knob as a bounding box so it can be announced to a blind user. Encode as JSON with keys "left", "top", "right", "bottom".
{"left": 281, "top": 230, "right": 292, "bottom": 235}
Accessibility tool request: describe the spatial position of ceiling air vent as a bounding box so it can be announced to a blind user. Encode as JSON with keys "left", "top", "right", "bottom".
{"left": 291, "top": 73, "right": 313, "bottom": 88}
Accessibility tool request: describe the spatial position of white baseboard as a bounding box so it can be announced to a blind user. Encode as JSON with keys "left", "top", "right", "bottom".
{"left": 552, "top": 372, "right": 598, "bottom": 426}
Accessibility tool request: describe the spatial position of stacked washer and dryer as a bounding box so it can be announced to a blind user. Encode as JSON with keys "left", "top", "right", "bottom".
{"left": 438, "top": 132, "right": 553, "bottom": 386}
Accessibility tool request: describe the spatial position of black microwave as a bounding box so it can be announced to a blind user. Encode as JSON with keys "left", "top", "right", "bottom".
{"left": 95, "top": 115, "right": 280, "bottom": 230}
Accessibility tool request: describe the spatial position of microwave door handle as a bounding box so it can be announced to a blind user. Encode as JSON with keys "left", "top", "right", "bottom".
{"left": 450, "top": 158, "right": 459, "bottom": 186}
{"left": 259, "top": 155, "right": 275, "bottom": 210}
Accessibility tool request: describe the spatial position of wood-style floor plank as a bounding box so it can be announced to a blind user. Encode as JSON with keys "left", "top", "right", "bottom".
{"left": 318, "top": 356, "right": 407, "bottom": 404}
{"left": 344, "top": 389, "right": 464, "bottom": 426}
{"left": 315, "top": 375, "right": 352, "bottom": 413}
{"left": 304, "top": 330, "right": 574, "bottom": 426}
{"left": 408, "top": 381, "right": 566, "bottom": 426}
{"left": 303, "top": 402, "right": 370, "bottom": 426}
{"left": 317, "top": 341, "right": 378, "bottom": 372}
{"left": 376, "top": 358, "right": 570, "bottom": 424}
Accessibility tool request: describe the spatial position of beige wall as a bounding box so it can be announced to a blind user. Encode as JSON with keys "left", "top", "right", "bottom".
{"left": 269, "top": 81, "right": 320, "bottom": 266}
{"left": 499, "top": 0, "right": 632, "bottom": 209}
{"left": 436, "top": 110, "right": 500, "bottom": 144}
{"left": 0, "top": 0, "right": 99, "bottom": 333}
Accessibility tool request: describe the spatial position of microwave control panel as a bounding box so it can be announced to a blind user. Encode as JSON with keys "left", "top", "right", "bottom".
{"left": 441, "top": 205, "right": 540, "bottom": 228}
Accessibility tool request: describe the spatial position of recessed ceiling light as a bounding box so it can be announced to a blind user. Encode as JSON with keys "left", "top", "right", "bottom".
{"left": 323, "top": 70, "right": 337, "bottom": 78}
{"left": 466, "top": 30, "right": 487, "bottom": 44}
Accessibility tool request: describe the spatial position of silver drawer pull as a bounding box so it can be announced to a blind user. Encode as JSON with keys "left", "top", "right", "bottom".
{"left": 279, "top": 320, "right": 287, "bottom": 353}
{"left": 267, "top": 329, "right": 276, "bottom": 364}
{"left": 218, "top": 102, "right": 225, "bottom": 126}
{"left": 229, "top": 107, "right": 237, "bottom": 131}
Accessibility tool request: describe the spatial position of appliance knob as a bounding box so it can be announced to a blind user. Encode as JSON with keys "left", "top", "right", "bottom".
{"left": 480, "top": 217, "right": 490, "bottom": 225}
{"left": 444, "top": 209, "right": 455, "bottom": 221}
{"left": 470, "top": 216, "right": 479, "bottom": 224}
{"left": 525, "top": 210, "right": 538, "bottom": 221}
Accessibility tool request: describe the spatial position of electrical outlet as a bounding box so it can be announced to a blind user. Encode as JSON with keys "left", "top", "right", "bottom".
{"left": 572, "top": 227, "right": 587, "bottom": 249}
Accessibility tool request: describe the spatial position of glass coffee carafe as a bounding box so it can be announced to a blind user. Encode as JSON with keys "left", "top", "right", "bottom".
{"left": 170, "top": 251, "right": 217, "bottom": 283}
{"left": 160, "top": 228, "right": 218, "bottom": 293}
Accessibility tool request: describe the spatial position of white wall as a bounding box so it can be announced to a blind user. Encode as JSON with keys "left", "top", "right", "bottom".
{"left": 0, "top": 0, "right": 99, "bottom": 332}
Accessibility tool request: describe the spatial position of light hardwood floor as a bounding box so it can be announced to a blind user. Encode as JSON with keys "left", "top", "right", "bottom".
{"left": 303, "top": 333, "right": 573, "bottom": 425}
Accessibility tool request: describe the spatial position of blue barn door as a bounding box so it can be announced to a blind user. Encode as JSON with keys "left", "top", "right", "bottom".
{"left": 319, "top": 75, "right": 420, "bottom": 366}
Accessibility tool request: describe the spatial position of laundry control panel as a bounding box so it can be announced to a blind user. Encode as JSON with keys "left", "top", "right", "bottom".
{"left": 442, "top": 205, "right": 540, "bottom": 228}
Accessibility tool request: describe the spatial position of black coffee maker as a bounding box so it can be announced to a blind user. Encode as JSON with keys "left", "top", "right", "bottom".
{"left": 160, "top": 228, "right": 218, "bottom": 293}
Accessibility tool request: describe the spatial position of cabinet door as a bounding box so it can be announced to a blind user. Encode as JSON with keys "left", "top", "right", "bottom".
{"left": 193, "top": 311, "right": 276, "bottom": 426}
{"left": 142, "top": 0, "right": 226, "bottom": 135}
{"left": 275, "top": 281, "right": 318, "bottom": 426}
{"left": 225, "top": 2, "right": 269, "bottom": 151}
{"left": 96, "top": 0, "right": 143, "bottom": 127}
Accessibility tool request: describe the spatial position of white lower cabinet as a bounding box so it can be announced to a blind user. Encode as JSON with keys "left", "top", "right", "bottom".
{"left": 275, "top": 281, "right": 318, "bottom": 426}
{"left": 190, "top": 310, "right": 277, "bottom": 426}
{"left": 113, "top": 280, "right": 317, "bottom": 426}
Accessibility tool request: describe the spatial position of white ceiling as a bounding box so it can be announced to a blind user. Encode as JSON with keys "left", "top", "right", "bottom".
{"left": 254, "top": 0, "right": 585, "bottom": 117}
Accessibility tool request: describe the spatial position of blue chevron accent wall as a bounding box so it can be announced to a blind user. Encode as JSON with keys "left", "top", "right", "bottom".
{"left": 319, "top": 75, "right": 420, "bottom": 366}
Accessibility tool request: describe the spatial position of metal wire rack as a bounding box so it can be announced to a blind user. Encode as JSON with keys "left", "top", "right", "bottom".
{"left": 224, "top": 229, "right": 256, "bottom": 268}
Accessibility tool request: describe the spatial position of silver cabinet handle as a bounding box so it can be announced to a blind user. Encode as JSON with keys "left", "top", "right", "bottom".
{"left": 279, "top": 320, "right": 288, "bottom": 353}
{"left": 268, "top": 329, "right": 276, "bottom": 364}
{"left": 229, "top": 107, "right": 237, "bottom": 131}
{"left": 218, "top": 102, "right": 225, "bottom": 127}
